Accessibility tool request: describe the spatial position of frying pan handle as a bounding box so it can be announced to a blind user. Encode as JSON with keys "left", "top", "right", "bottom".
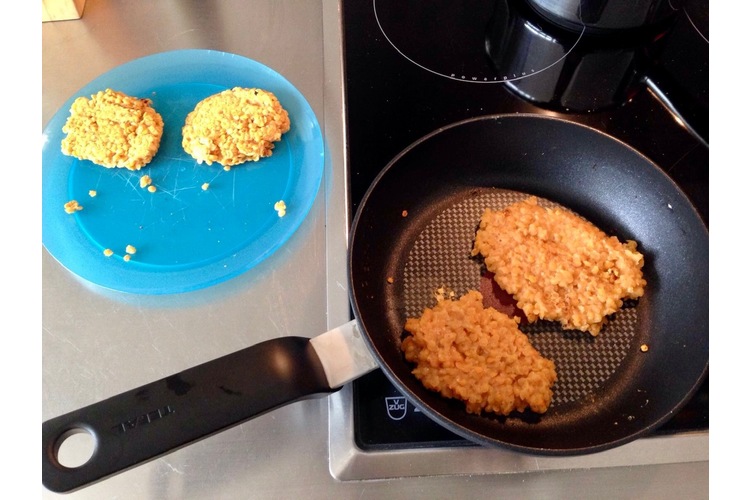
{"left": 42, "top": 335, "right": 337, "bottom": 493}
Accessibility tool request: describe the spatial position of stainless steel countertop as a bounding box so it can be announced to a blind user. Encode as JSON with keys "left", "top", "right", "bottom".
{"left": 42, "top": 1, "right": 707, "bottom": 498}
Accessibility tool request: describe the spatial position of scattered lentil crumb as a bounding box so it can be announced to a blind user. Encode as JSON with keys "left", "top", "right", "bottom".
{"left": 103, "top": 248, "right": 114, "bottom": 257}
{"left": 125, "top": 244, "right": 137, "bottom": 255}
{"left": 139, "top": 175, "right": 152, "bottom": 188}
{"left": 64, "top": 200, "right": 83, "bottom": 214}
{"left": 387, "top": 277, "right": 394, "bottom": 284}
{"left": 434, "top": 286, "right": 456, "bottom": 301}
{"left": 223, "top": 165, "right": 231, "bottom": 172}
{"left": 640, "top": 344, "right": 649, "bottom": 352}
{"left": 89, "top": 190, "right": 97, "bottom": 197}
{"left": 201, "top": 182, "right": 210, "bottom": 191}
{"left": 274, "top": 200, "right": 287, "bottom": 217}
{"left": 401, "top": 210, "right": 408, "bottom": 217}
{"left": 123, "top": 254, "right": 131, "bottom": 262}
{"left": 147, "top": 185, "right": 157, "bottom": 193}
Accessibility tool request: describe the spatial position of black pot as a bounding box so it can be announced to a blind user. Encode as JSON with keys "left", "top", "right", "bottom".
{"left": 486, "top": 0, "right": 707, "bottom": 144}
{"left": 525, "top": 0, "right": 683, "bottom": 34}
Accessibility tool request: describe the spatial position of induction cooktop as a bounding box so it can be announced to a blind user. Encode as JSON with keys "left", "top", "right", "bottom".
{"left": 329, "top": 0, "right": 708, "bottom": 479}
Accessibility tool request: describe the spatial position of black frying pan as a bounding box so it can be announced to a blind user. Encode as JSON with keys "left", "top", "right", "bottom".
{"left": 42, "top": 114, "right": 708, "bottom": 493}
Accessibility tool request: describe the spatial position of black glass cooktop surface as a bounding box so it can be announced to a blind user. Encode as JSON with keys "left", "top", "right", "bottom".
{"left": 342, "top": 0, "right": 708, "bottom": 450}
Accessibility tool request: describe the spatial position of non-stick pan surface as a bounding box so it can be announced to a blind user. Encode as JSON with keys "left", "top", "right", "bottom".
{"left": 349, "top": 114, "right": 708, "bottom": 454}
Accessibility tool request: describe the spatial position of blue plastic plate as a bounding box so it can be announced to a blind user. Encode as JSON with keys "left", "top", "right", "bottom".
{"left": 42, "top": 50, "right": 324, "bottom": 294}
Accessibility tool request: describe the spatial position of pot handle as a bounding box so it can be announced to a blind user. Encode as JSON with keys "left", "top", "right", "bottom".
{"left": 42, "top": 321, "right": 372, "bottom": 493}
{"left": 643, "top": 73, "right": 708, "bottom": 146}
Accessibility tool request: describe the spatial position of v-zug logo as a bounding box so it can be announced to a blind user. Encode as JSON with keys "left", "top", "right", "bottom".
{"left": 385, "top": 396, "right": 408, "bottom": 420}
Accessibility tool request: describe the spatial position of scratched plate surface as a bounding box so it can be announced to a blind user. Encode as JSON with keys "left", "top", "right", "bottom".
{"left": 42, "top": 50, "right": 324, "bottom": 294}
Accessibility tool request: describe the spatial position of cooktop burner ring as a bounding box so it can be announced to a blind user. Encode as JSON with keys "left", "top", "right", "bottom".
{"left": 373, "top": 0, "right": 585, "bottom": 84}
{"left": 680, "top": 0, "right": 708, "bottom": 43}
